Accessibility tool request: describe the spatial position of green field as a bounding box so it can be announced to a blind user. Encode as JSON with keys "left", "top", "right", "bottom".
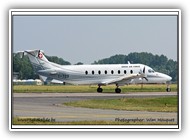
{"left": 13, "top": 95, "right": 178, "bottom": 125}
{"left": 13, "top": 84, "right": 177, "bottom": 93}
{"left": 64, "top": 96, "right": 178, "bottom": 112}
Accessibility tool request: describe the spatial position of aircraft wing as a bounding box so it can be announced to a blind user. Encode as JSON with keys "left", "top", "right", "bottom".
{"left": 101, "top": 73, "right": 142, "bottom": 85}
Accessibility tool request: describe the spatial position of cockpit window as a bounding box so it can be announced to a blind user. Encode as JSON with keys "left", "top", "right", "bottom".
{"left": 148, "top": 69, "right": 155, "bottom": 73}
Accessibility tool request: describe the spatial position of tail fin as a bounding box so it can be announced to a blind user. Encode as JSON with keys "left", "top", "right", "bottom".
{"left": 17, "top": 50, "right": 52, "bottom": 72}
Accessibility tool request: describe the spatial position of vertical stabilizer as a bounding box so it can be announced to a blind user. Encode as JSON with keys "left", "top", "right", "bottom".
{"left": 17, "top": 50, "right": 52, "bottom": 72}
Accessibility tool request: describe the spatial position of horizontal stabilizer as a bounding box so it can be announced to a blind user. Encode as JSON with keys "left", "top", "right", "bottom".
{"left": 16, "top": 50, "right": 45, "bottom": 58}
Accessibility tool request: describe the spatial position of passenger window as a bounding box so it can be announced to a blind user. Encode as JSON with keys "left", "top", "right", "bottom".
{"left": 105, "top": 70, "right": 107, "bottom": 74}
{"left": 111, "top": 70, "right": 114, "bottom": 74}
{"left": 92, "top": 70, "right": 94, "bottom": 75}
{"left": 124, "top": 70, "right": 127, "bottom": 74}
{"left": 98, "top": 70, "right": 101, "bottom": 74}
{"left": 130, "top": 70, "right": 133, "bottom": 74}
{"left": 118, "top": 70, "right": 120, "bottom": 74}
{"left": 85, "top": 71, "right": 88, "bottom": 75}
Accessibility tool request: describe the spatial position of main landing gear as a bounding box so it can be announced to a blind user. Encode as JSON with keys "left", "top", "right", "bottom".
{"left": 97, "top": 85, "right": 103, "bottom": 93}
{"left": 97, "top": 87, "right": 103, "bottom": 93}
{"left": 115, "top": 84, "right": 121, "bottom": 93}
{"left": 97, "top": 84, "right": 121, "bottom": 93}
{"left": 115, "top": 88, "right": 121, "bottom": 93}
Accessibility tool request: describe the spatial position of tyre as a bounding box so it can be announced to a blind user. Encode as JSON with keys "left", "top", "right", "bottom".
{"left": 115, "top": 88, "right": 121, "bottom": 93}
{"left": 97, "top": 88, "right": 103, "bottom": 93}
{"left": 166, "top": 88, "right": 171, "bottom": 92}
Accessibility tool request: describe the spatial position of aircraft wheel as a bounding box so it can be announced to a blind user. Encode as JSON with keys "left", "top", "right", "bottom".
{"left": 166, "top": 88, "right": 171, "bottom": 92}
{"left": 115, "top": 88, "right": 121, "bottom": 93}
{"left": 97, "top": 87, "right": 103, "bottom": 93}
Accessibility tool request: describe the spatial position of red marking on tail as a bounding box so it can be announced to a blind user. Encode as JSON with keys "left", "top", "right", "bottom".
{"left": 38, "top": 52, "right": 43, "bottom": 59}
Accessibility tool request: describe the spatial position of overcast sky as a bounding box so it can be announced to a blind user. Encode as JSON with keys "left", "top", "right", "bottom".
{"left": 13, "top": 15, "right": 177, "bottom": 64}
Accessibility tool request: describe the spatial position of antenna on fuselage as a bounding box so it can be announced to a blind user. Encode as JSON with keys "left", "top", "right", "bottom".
{"left": 127, "top": 61, "right": 130, "bottom": 64}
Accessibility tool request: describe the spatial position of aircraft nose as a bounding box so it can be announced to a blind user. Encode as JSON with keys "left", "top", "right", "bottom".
{"left": 166, "top": 75, "right": 172, "bottom": 81}
{"left": 158, "top": 72, "right": 172, "bottom": 82}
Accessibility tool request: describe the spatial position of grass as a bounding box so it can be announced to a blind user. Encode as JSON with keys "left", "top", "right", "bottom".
{"left": 13, "top": 117, "right": 176, "bottom": 125}
{"left": 13, "top": 84, "right": 177, "bottom": 93}
{"left": 12, "top": 96, "right": 178, "bottom": 125}
{"left": 64, "top": 96, "right": 178, "bottom": 112}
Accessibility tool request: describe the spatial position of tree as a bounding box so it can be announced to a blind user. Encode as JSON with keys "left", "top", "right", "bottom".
{"left": 94, "top": 52, "right": 177, "bottom": 82}
{"left": 46, "top": 56, "right": 71, "bottom": 65}
{"left": 75, "top": 62, "right": 83, "bottom": 65}
{"left": 94, "top": 54, "right": 126, "bottom": 64}
{"left": 13, "top": 54, "right": 71, "bottom": 80}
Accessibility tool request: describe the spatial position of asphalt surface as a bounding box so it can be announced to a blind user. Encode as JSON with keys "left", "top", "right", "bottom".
{"left": 12, "top": 92, "right": 178, "bottom": 123}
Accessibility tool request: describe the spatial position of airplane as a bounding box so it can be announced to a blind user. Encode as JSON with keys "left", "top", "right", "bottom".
{"left": 16, "top": 49, "right": 172, "bottom": 93}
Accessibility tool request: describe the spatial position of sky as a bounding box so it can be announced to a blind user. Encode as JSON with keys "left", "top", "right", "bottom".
{"left": 13, "top": 14, "right": 178, "bottom": 64}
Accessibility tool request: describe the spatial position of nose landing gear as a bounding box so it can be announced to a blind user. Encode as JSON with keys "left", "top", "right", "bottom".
{"left": 166, "top": 82, "right": 171, "bottom": 92}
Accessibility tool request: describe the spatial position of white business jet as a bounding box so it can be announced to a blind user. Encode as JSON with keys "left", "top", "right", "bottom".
{"left": 17, "top": 50, "right": 172, "bottom": 93}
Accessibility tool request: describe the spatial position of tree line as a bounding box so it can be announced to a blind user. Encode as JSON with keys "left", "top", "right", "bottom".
{"left": 13, "top": 52, "right": 177, "bottom": 82}
{"left": 93, "top": 52, "right": 177, "bottom": 82}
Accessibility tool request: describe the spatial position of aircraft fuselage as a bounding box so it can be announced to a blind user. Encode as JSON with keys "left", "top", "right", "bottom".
{"left": 38, "top": 63, "right": 172, "bottom": 85}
